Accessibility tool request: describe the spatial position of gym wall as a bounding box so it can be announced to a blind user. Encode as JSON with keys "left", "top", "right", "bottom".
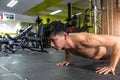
{"left": 101, "top": 0, "right": 120, "bottom": 36}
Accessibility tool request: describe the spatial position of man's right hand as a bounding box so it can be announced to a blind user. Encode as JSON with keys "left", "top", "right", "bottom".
{"left": 56, "top": 61, "right": 70, "bottom": 66}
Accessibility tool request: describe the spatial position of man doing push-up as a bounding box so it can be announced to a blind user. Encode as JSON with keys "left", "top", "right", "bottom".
{"left": 45, "top": 21, "right": 120, "bottom": 75}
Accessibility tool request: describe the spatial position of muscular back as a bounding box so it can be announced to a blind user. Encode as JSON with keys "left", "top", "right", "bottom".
{"left": 68, "top": 32, "right": 107, "bottom": 59}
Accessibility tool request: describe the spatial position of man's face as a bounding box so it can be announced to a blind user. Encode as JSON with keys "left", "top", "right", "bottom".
{"left": 48, "top": 33, "right": 66, "bottom": 51}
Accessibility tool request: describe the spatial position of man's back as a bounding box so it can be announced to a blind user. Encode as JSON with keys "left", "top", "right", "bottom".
{"left": 68, "top": 32, "right": 107, "bottom": 59}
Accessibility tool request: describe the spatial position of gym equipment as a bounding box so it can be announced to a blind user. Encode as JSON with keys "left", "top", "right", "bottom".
{"left": 1, "top": 24, "right": 48, "bottom": 53}
{"left": 22, "top": 23, "right": 48, "bottom": 53}
{"left": 81, "top": 8, "right": 93, "bottom": 32}
{"left": 0, "top": 35, "right": 2, "bottom": 51}
{"left": 0, "top": 25, "right": 33, "bottom": 53}
{"left": 82, "top": 0, "right": 101, "bottom": 33}
{"left": 5, "top": 25, "right": 33, "bottom": 40}
{"left": 93, "top": 0, "right": 102, "bottom": 34}
{"left": 65, "top": 18, "right": 73, "bottom": 33}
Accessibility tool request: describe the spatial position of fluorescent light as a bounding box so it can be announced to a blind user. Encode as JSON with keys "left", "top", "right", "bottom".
{"left": 50, "top": 10, "right": 62, "bottom": 15}
{"left": 7, "top": 0, "right": 18, "bottom": 7}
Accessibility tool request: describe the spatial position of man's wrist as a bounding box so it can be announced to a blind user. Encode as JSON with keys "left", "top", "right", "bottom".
{"left": 65, "top": 59, "right": 70, "bottom": 62}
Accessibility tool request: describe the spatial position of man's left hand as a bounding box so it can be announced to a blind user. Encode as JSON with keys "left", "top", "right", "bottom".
{"left": 96, "top": 66, "right": 115, "bottom": 75}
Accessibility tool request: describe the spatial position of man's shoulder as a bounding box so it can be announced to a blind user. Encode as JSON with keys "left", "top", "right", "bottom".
{"left": 69, "top": 32, "right": 88, "bottom": 35}
{"left": 69, "top": 32, "right": 87, "bottom": 41}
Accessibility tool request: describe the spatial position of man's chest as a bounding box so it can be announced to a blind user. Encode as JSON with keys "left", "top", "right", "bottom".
{"left": 68, "top": 47, "right": 98, "bottom": 58}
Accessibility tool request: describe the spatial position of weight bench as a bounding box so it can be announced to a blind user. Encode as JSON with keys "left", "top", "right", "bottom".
{"left": 3, "top": 25, "right": 33, "bottom": 53}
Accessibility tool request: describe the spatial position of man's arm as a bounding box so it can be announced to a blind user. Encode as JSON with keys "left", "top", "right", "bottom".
{"left": 56, "top": 49, "right": 70, "bottom": 66}
{"left": 96, "top": 42, "right": 120, "bottom": 75}
{"left": 65, "top": 49, "right": 70, "bottom": 62}
{"left": 83, "top": 33, "right": 120, "bottom": 75}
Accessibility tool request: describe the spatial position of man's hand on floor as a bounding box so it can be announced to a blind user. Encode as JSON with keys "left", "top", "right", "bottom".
{"left": 96, "top": 66, "right": 115, "bottom": 75}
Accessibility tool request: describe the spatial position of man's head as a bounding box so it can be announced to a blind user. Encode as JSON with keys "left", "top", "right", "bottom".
{"left": 45, "top": 21, "right": 67, "bottom": 37}
{"left": 45, "top": 21, "right": 68, "bottom": 51}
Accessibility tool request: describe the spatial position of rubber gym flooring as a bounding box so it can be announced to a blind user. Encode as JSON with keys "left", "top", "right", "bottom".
{"left": 0, "top": 48, "right": 120, "bottom": 80}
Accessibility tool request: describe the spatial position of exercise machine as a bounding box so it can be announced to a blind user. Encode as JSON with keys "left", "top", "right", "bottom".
{"left": 22, "top": 23, "right": 48, "bottom": 53}
{"left": 0, "top": 25, "right": 33, "bottom": 53}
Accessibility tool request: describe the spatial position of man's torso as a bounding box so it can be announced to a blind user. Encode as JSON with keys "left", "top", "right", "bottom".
{"left": 68, "top": 32, "right": 110, "bottom": 59}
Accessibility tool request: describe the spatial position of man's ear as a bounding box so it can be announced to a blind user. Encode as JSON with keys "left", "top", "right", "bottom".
{"left": 62, "top": 32, "right": 68, "bottom": 40}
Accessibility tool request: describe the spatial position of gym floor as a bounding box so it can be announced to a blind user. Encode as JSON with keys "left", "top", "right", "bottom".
{"left": 0, "top": 48, "right": 120, "bottom": 80}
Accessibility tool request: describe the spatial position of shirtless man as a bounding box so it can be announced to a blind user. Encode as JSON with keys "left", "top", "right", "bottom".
{"left": 45, "top": 21, "right": 120, "bottom": 75}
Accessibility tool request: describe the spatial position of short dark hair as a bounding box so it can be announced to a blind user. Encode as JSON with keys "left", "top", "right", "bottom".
{"left": 45, "top": 21, "right": 67, "bottom": 37}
